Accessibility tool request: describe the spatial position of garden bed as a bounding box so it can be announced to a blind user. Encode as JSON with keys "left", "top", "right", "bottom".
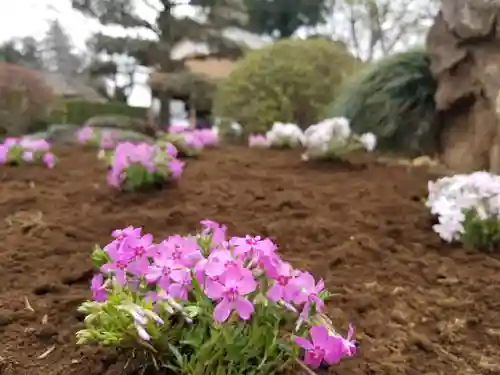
{"left": 0, "top": 146, "right": 498, "bottom": 375}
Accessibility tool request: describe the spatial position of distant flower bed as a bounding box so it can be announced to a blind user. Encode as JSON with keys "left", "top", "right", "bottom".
{"left": 247, "top": 117, "right": 377, "bottom": 162}
{"left": 76, "top": 126, "right": 116, "bottom": 149}
{"left": 158, "top": 127, "right": 219, "bottom": 158}
{"left": 0, "top": 137, "right": 56, "bottom": 168}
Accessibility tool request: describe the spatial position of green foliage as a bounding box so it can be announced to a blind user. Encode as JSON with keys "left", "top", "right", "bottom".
{"left": 328, "top": 50, "right": 437, "bottom": 155}
{"left": 461, "top": 209, "right": 500, "bottom": 253}
{"left": 0, "top": 62, "right": 55, "bottom": 136}
{"left": 51, "top": 100, "right": 146, "bottom": 125}
{"left": 213, "top": 38, "right": 360, "bottom": 134}
{"left": 243, "top": 0, "right": 327, "bottom": 38}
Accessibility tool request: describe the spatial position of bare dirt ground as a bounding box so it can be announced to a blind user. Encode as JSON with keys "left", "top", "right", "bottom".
{"left": 0, "top": 146, "right": 499, "bottom": 375}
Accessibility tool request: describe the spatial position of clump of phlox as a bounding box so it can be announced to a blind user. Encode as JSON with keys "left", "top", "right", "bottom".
{"left": 158, "top": 127, "right": 213, "bottom": 157}
{"left": 107, "top": 141, "right": 184, "bottom": 191}
{"left": 0, "top": 137, "right": 56, "bottom": 168}
{"left": 76, "top": 126, "right": 116, "bottom": 149}
{"left": 77, "top": 220, "right": 357, "bottom": 375}
{"left": 426, "top": 171, "right": 500, "bottom": 252}
{"left": 248, "top": 134, "right": 271, "bottom": 148}
{"left": 301, "top": 117, "right": 376, "bottom": 161}
{"left": 265, "top": 122, "right": 304, "bottom": 148}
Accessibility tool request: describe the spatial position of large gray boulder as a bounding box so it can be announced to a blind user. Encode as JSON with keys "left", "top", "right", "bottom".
{"left": 427, "top": 0, "right": 500, "bottom": 172}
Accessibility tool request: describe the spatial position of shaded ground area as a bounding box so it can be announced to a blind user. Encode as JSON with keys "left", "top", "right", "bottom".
{"left": 0, "top": 146, "right": 499, "bottom": 375}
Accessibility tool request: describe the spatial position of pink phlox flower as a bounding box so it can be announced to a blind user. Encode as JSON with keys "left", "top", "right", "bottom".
{"left": 159, "top": 235, "right": 203, "bottom": 268}
{"left": 167, "top": 158, "right": 184, "bottom": 179}
{"left": 204, "top": 249, "right": 251, "bottom": 282}
{"left": 167, "top": 268, "right": 192, "bottom": 300}
{"left": 165, "top": 142, "right": 178, "bottom": 157}
{"left": 22, "top": 151, "right": 33, "bottom": 162}
{"left": 100, "top": 254, "right": 130, "bottom": 285}
{"left": 76, "top": 126, "right": 94, "bottom": 143}
{"left": 145, "top": 252, "right": 186, "bottom": 291}
{"left": 90, "top": 273, "right": 107, "bottom": 302}
{"left": 42, "top": 152, "right": 56, "bottom": 168}
{"left": 169, "top": 124, "right": 186, "bottom": 134}
{"left": 232, "top": 236, "right": 277, "bottom": 264}
{"left": 0, "top": 145, "right": 8, "bottom": 163}
{"left": 204, "top": 272, "right": 257, "bottom": 322}
{"left": 248, "top": 134, "right": 270, "bottom": 148}
{"left": 195, "top": 129, "right": 218, "bottom": 147}
{"left": 100, "top": 131, "right": 115, "bottom": 149}
{"left": 20, "top": 138, "right": 50, "bottom": 152}
{"left": 295, "top": 325, "right": 344, "bottom": 368}
{"left": 193, "top": 257, "right": 208, "bottom": 285}
{"left": 183, "top": 132, "right": 204, "bottom": 149}
{"left": 340, "top": 324, "right": 357, "bottom": 357}
{"left": 265, "top": 260, "right": 299, "bottom": 302}
{"left": 200, "top": 220, "right": 227, "bottom": 248}
{"left": 4, "top": 138, "right": 19, "bottom": 147}
{"left": 200, "top": 220, "right": 221, "bottom": 231}
{"left": 111, "top": 226, "right": 141, "bottom": 241}
{"left": 291, "top": 272, "right": 325, "bottom": 319}
{"left": 120, "top": 234, "right": 155, "bottom": 277}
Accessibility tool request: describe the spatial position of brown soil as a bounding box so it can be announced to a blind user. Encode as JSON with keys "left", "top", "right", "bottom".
{"left": 0, "top": 146, "right": 499, "bottom": 375}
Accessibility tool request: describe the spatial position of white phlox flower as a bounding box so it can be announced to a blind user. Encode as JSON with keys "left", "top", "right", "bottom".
{"left": 426, "top": 171, "right": 500, "bottom": 243}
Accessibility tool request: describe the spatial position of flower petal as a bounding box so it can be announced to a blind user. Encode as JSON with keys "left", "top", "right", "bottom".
{"left": 213, "top": 298, "right": 232, "bottom": 322}
{"left": 235, "top": 297, "right": 254, "bottom": 320}
{"left": 266, "top": 283, "right": 283, "bottom": 301}
{"left": 294, "top": 336, "right": 313, "bottom": 350}
{"left": 304, "top": 351, "right": 322, "bottom": 368}
{"left": 310, "top": 325, "right": 329, "bottom": 347}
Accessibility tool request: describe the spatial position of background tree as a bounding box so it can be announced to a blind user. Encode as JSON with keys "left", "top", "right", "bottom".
{"left": 42, "top": 20, "right": 84, "bottom": 76}
{"left": 242, "top": 0, "right": 327, "bottom": 38}
{"left": 0, "top": 37, "right": 45, "bottom": 70}
{"left": 325, "top": 0, "right": 439, "bottom": 60}
{"left": 71, "top": 0, "right": 249, "bottom": 126}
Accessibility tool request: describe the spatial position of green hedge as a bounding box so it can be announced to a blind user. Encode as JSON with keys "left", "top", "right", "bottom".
{"left": 50, "top": 100, "right": 147, "bottom": 125}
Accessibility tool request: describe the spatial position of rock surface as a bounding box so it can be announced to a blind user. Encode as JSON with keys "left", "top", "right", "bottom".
{"left": 427, "top": 0, "right": 500, "bottom": 172}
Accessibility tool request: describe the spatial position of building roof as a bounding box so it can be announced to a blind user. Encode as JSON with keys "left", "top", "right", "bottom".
{"left": 42, "top": 72, "right": 106, "bottom": 102}
{"left": 185, "top": 57, "right": 238, "bottom": 80}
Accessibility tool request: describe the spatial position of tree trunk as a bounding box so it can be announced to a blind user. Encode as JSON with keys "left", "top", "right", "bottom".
{"left": 157, "top": 1, "right": 173, "bottom": 130}
{"left": 159, "top": 93, "right": 171, "bottom": 129}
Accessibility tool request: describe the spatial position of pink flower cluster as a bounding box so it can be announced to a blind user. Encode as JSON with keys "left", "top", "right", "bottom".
{"left": 107, "top": 142, "right": 184, "bottom": 188}
{"left": 169, "top": 127, "right": 219, "bottom": 149}
{"left": 0, "top": 137, "right": 56, "bottom": 168}
{"left": 248, "top": 134, "right": 270, "bottom": 148}
{"left": 76, "top": 126, "right": 95, "bottom": 144}
{"left": 76, "top": 126, "right": 116, "bottom": 149}
{"left": 100, "top": 130, "right": 115, "bottom": 149}
{"left": 91, "top": 220, "right": 356, "bottom": 368}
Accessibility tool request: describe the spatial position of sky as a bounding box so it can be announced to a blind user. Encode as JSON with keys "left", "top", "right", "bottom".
{"left": 0, "top": 0, "right": 196, "bottom": 108}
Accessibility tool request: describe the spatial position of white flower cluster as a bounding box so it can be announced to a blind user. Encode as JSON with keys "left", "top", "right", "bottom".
{"left": 301, "top": 117, "right": 376, "bottom": 161}
{"left": 265, "top": 122, "right": 304, "bottom": 148}
{"left": 426, "top": 171, "right": 500, "bottom": 243}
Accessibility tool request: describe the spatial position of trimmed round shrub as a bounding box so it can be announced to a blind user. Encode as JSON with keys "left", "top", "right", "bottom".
{"left": 213, "top": 38, "right": 361, "bottom": 134}
{"left": 0, "top": 62, "right": 55, "bottom": 136}
{"left": 328, "top": 50, "right": 437, "bottom": 156}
